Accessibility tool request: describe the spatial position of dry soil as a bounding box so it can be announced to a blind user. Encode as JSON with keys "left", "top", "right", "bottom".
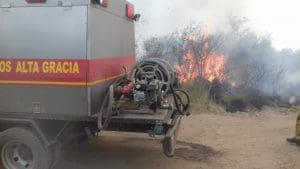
{"left": 55, "top": 107, "right": 300, "bottom": 169}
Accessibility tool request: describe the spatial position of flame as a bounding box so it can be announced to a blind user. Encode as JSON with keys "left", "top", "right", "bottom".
{"left": 176, "top": 35, "right": 228, "bottom": 83}
{"left": 175, "top": 52, "right": 198, "bottom": 83}
{"left": 203, "top": 53, "right": 226, "bottom": 82}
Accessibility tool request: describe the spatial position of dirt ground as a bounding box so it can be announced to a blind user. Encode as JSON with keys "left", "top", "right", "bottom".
{"left": 55, "top": 107, "right": 300, "bottom": 169}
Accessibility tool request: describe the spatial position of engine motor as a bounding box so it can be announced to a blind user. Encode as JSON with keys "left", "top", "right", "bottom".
{"left": 116, "top": 58, "right": 184, "bottom": 112}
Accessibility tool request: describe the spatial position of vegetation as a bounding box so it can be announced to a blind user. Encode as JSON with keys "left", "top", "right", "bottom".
{"left": 140, "top": 16, "right": 300, "bottom": 112}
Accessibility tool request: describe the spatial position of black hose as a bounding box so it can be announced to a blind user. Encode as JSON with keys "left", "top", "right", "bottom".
{"left": 174, "top": 89, "right": 190, "bottom": 112}
{"left": 170, "top": 85, "right": 190, "bottom": 115}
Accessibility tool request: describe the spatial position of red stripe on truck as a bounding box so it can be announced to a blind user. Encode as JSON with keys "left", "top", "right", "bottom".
{"left": 88, "top": 56, "right": 135, "bottom": 82}
{"left": 0, "top": 56, "right": 136, "bottom": 86}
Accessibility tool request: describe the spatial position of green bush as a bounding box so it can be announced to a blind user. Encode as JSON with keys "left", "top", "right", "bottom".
{"left": 182, "top": 81, "right": 272, "bottom": 113}
{"left": 182, "top": 82, "right": 209, "bottom": 104}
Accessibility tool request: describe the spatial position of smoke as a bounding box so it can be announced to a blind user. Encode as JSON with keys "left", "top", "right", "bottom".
{"left": 130, "top": 0, "right": 300, "bottom": 50}
{"left": 278, "top": 49, "right": 300, "bottom": 98}
{"left": 129, "top": 0, "right": 247, "bottom": 58}
{"left": 129, "top": 0, "right": 300, "bottom": 103}
{"left": 130, "top": 0, "right": 245, "bottom": 37}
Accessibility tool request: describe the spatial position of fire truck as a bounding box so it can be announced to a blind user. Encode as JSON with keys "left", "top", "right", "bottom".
{"left": 0, "top": 0, "right": 190, "bottom": 169}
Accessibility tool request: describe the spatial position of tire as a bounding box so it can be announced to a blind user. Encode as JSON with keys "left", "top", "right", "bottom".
{"left": 162, "top": 135, "right": 175, "bottom": 157}
{"left": 0, "top": 127, "right": 51, "bottom": 169}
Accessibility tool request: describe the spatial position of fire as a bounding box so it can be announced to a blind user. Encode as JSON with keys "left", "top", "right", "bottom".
{"left": 175, "top": 52, "right": 198, "bottom": 83}
{"left": 176, "top": 35, "right": 227, "bottom": 83}
{"left": 203, "top": 54, "right": 226, "bottom": 82}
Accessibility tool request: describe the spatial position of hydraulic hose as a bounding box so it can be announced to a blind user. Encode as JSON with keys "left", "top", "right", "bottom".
{"left": 170, "top": 85, "right": 190, "bottom": 115}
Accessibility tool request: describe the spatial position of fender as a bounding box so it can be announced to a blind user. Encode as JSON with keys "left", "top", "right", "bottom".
{"left": 0, "top": 118, "right": 50, "bottom": 147}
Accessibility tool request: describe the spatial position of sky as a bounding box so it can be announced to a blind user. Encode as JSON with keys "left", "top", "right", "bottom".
{"left": 129, "top": 0, "right": 300, "bottom": 50}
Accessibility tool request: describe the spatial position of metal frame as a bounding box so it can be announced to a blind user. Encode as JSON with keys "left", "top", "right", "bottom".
{"left": 0, "top": 111, "right": 96, "bottom": 121}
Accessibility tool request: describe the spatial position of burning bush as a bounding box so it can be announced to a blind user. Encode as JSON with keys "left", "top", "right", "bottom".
{"left": 141, "top": 17, "right": 300, "bottom": 112}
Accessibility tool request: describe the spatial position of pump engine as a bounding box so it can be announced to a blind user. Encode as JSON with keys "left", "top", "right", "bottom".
{"left": 115, "top": 58, "right": 188, "bottom": 113}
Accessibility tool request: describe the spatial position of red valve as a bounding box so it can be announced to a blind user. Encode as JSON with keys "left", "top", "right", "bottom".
{"left": 121, "top": 82, "right": 134, "bottom": 97}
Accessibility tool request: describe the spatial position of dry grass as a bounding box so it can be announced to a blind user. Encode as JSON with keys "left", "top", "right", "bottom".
{"left": 182, "top": 82, "right": 225, "bottom": 114}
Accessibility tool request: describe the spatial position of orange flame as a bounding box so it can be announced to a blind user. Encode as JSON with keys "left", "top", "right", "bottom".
{"left": 175, "top": 52, "right": 198, "bottom": 83}
{"left": 203, "top": 53, "right": 226, "bottom": 82}
{"left": 176, "top": 35, "right": 228, "bottom": 83}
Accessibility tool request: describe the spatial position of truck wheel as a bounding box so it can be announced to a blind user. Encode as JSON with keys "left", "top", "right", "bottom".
{"left": 0, "top": 127, "right": 51, "bottom": 169}
{"left": 162, "top": 135, "right": 175, "bottom": 157}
